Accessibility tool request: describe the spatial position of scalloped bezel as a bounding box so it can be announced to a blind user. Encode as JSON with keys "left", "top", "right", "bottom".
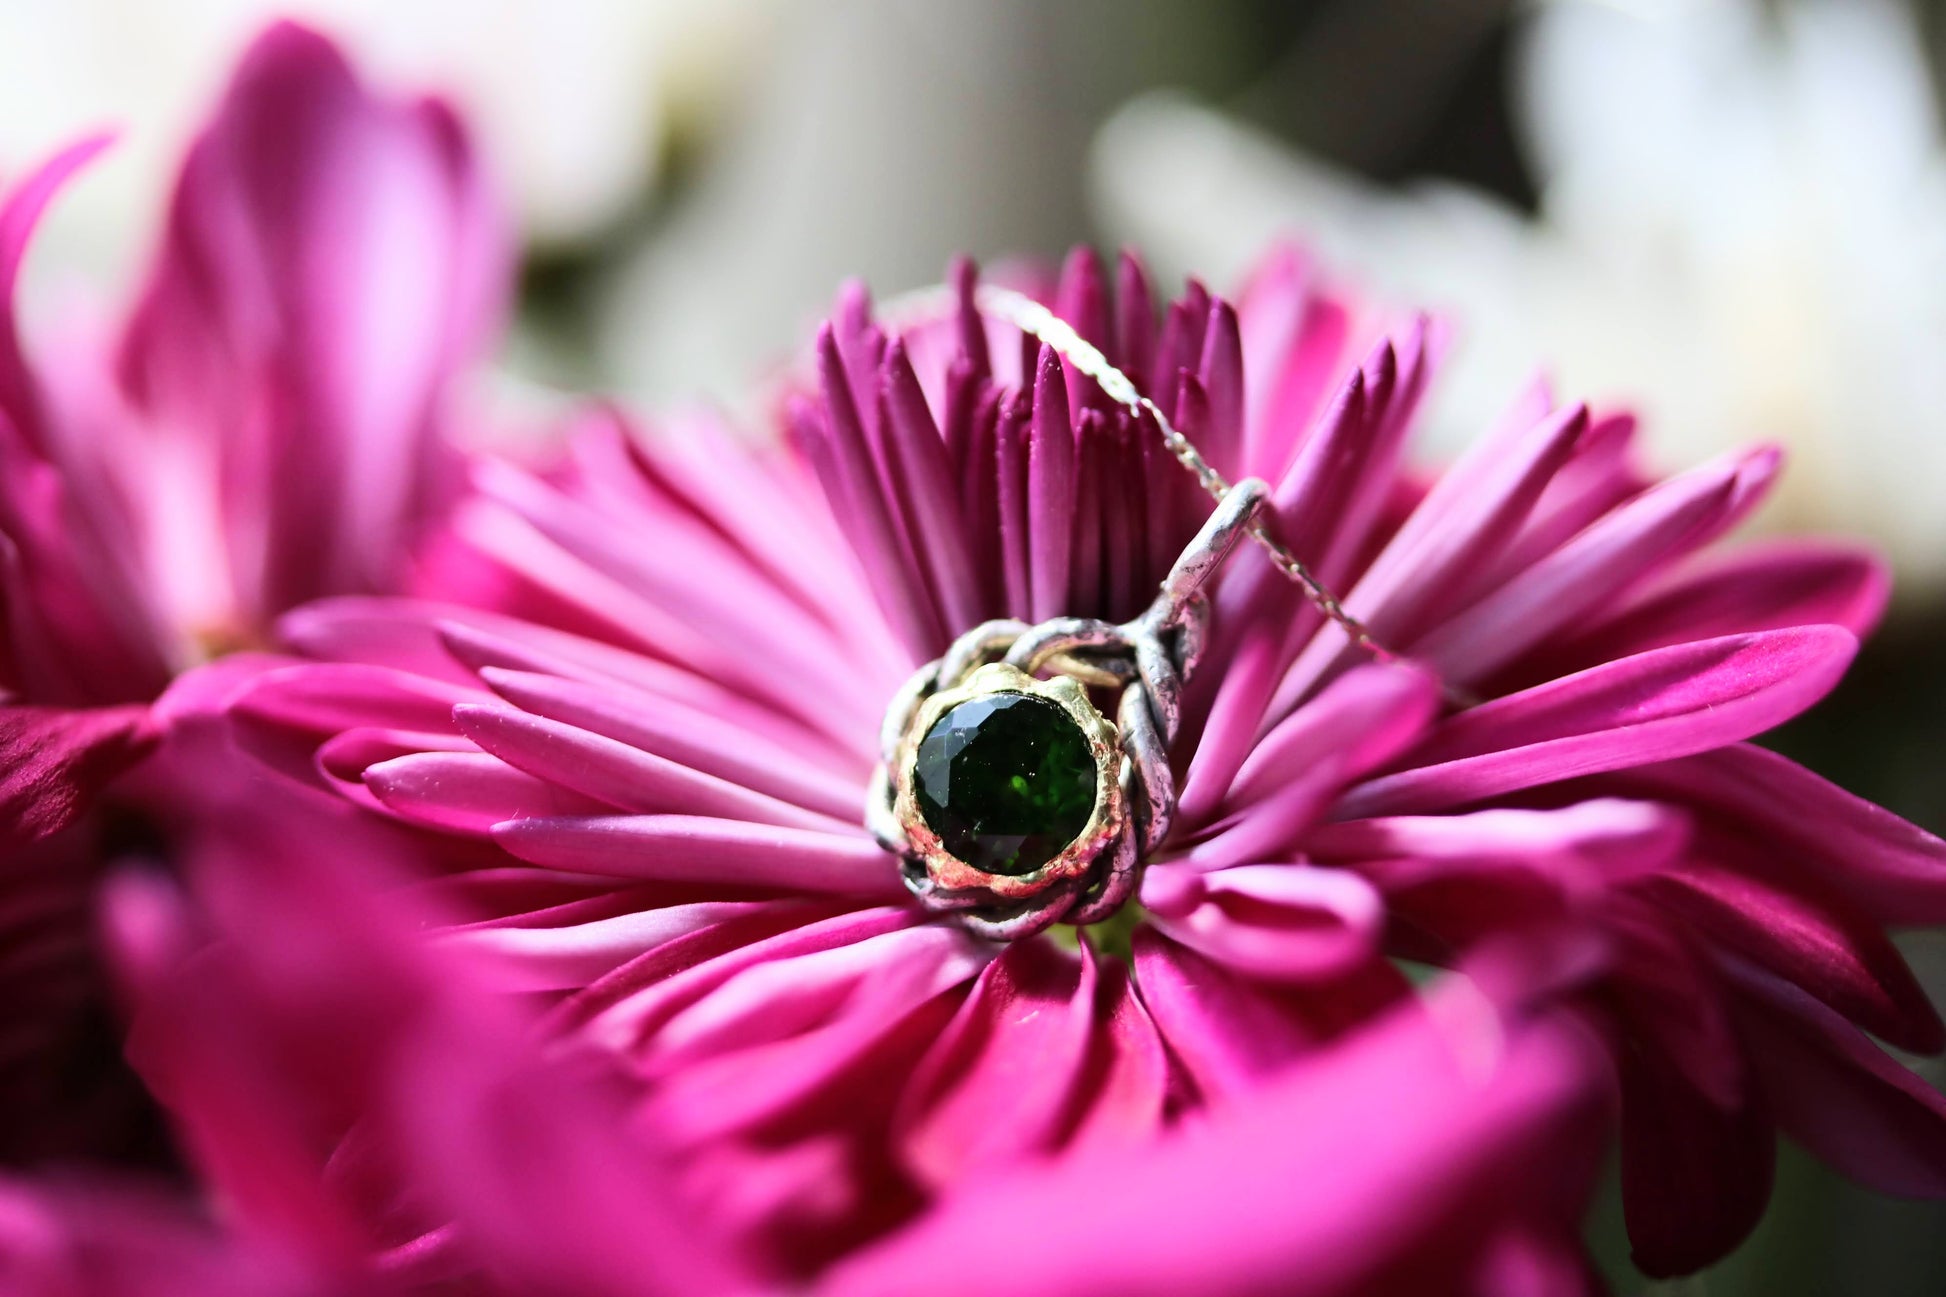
{"left": 891, "top": 661, "right": 1125, "bottom": 901}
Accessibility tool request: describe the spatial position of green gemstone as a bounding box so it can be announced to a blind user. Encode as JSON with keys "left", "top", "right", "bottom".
{"left": 914, "top": 691, "right": 1099, "bottom": 876}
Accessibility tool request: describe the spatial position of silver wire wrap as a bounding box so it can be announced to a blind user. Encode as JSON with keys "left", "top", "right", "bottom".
{"left": 872, "top": 479, "right": 1268, "bottom": 939}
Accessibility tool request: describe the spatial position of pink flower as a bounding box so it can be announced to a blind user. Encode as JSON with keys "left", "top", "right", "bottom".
{"left": 0, "top": 23, "right": 505, "bottom": 1164}
{"left": 230, "top": 247, "right": 1946, "bottom": 1277}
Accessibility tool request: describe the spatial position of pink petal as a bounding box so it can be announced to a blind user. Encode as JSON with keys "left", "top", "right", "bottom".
{"left": 317, "top": 725, "right": 475, "bottom": 783}
{"left": 0, "top": 704, "right": 152, "bottom": 846}
{"left": 645, "top": 925, "right": 987, "bottom": 1143}
{"left": 234, "top": 661, "right": 476, "bottom": 735}
{"left": 1130, "top": 929, "right": 1313, "bottom": 1103}
{"left": 1310, "top": 798, "right": 1689, "bottom": 893}
{"left": 675, "top": 1133, "right": 876, "bottom": 1271}
{"left": 1151, "top": 283, "right": 1209, "bottom": 403}
{"left": 1470, "top": 1225, "right": 1604, "bottom": 1297}
{"left": 1278, "top": 403, "right": 1587, "bottom": 703}
{"left": 1646, "top": 858, "right": 1944, "bottom": 1054}
{"left": 408, "top": 864, "right": 622, "bottom": 919}
{"left": 1025, "top": 348, "right": 1075, "bottom": 623}
{"left": 797, "top": 328, "right": 943, "bottom": 653}
{"left": 0, "top": 1178, "right": 335, "bottom": 1297}
{"left": 1516, "top": 541, "right": 1889, "bottom": 685}
{"left": 822, "top": 992, "right": 1605, "bottom": 1297}
{"left": 1603, "top": 895, "right": 1746, "bottom": 1111}
{"left": 649, "top": 923, "right": 971, "bottom": 1067}
{"left": 635, "top": 411, "right": 909, "bottom": 683}
{"left": 1053, "top": 954, "right": 1170, "bottom": 1157}
{"left": 1288, "top": 331, "right": 1428, "bottom": 597}
{"left": 364, "top": 750, "right": 605, "bottom": 835}
{"left": 384, "top": 1029, "right": 754, "bottom": 1297}
{"left": 455, "top": 702, "right": 843, "bottom": 830}
{"left": 1244, "top": 281, "right": 1349, "bottom": 482}
{"left": 565, "top": 905, "right": 916, "bottom": 1053}
{"left": 492, "top": 814, "right": 903, "bottom": 898}
{"left": 1341, "top": 627, "right": 1857, "bottom": 818}
{"left": 1728, "top": 961, "right": 1946, "bottom": 1198}
{"left": 1416, "top": 445, "right": 1780, "bottom": 686}
{"left": 451, "top": 489, "right": 877, "bottom": 743}
{"left": 993, "top": 405, "right": 1032, "bottom": 619}
{"left": 953, "top": 395, "right": 1003, "bottom": 608}
{"left": 0, "top": 135, "right": 115, "bottom": 449}
{"left": 104, "top": 869, "right": 419, "bottom": 1267}
{"left": 1143, "top": 864, "right": 1385, "bottom": 984}
{"left": 436, "top": 614, "right": 866, "bottom": 771}
{"left": 1184, "top": 662, "right": 1439, "bottom": 854}
{"left": 0, "top": 425, "right": 176, "bottom": 704}
{"left": 276, "top": 596, "right": 495, "bottom": 682}
{"left": 1112, "top": 253, "right": 1156, "bottom": 400}
{"left": 1128, "top": 929, "right": 1402, "bottom": 1105}
{"left": 1610, "top": 744, "right": 1946, "bottom": 925}
{"left": 119, "top": 23, "right": 506, "bottom": 618}
{"left": 881, "top": 341, "right": 984, "bottom": 632}
{"left": 1194, "top": 300, "right": 1245, "bottom": 476}
{"left": 1188, "top": 345, "right": 1414, "bottom": 802}
{"left": 150, "top": 652, "right": 289, "bottom": 727}
{"left": 1617, "top": 1040, "right": 1773, "bottom": 1278}
{"left": 478, "top": 666, "right": 865, "bottom": 819}
{"left": 1453, "top": 410, "right": 1639, "bottom": 604}
{"left": 1066, "top": 407, "right": 1107, "bottom": 612}
{"left": 894, "top": 938, "right": 1097, "bottom": 1186}
{"left": 1053, "top": 247, "right": 1109, "bottom": 386}
{"left": 469, "top": 455, "right": 890, "bottom": 722}
{"left": 447, "top": 899, "right": 773, "bottom": 993}
{"left": 1371, "top": 869, "right": 1585, "bottom": 969}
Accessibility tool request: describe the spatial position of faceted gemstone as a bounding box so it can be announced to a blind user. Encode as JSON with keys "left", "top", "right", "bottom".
{"left": 914, "top": 691, "right": 1099, "bottom": 876}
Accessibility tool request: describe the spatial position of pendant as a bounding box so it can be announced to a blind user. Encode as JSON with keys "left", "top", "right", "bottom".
{"left": 869, "top": 478, "right": 1269, "bottom": 940}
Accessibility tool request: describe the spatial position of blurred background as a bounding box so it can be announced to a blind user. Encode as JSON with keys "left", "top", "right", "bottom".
{"left": 4, "top": 0, "right": 1943, "bottom": 1290}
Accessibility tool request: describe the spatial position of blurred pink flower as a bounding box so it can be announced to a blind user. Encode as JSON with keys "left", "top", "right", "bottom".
{"left": 3, "top": 21, "right": 499, "bottom": 707}
{"left": 231, "top": 247, "right": 1946, "bottom": 1277}
{"left": 0, "top": 22, "right": 505, "bottom": 1164}
{"left": 3, "top": 800, "right": 753, "bottom": 1296}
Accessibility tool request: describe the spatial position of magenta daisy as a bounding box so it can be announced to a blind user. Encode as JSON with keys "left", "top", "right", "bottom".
{"left": 0, "top": 22, "right": 504, "bottom": 1164}
{"left": 227, "top": 243, "right": 1946, "bottom": 1279}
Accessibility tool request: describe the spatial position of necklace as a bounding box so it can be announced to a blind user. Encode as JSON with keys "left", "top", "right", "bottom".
{"left": 866, "top": 285, "right": 1411, "bottom": 941}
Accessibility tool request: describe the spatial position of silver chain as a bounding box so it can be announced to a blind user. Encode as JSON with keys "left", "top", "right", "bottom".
{"left": 970, "top": 285, "right": 1404, "bottom": 669}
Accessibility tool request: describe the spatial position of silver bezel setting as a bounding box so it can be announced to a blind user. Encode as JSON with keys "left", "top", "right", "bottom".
{"left": 891, "top": 662, "right": 1126, "bottom": 902}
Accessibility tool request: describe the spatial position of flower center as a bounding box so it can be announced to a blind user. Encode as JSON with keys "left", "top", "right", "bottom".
{"left": 913, "top": 692, "right": 1099, "bottom": 876}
